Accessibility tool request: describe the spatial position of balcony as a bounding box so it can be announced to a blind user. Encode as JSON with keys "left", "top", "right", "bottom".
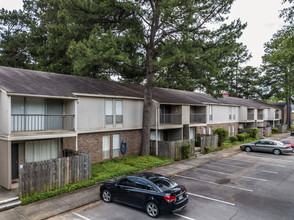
{"left": 160, "top": 114, "right": 182, "bottom": 124}
{"left": 258, "top": 114, "right": 263, "bottom": 120}
{"left": 247, "top": 113, "right": 254, "bottom": 120}
{"left": 190, "top": 113, "right": 206, "bottom": 123}
{"left": 11, "top": 114, "right": 75, "bottom": 132}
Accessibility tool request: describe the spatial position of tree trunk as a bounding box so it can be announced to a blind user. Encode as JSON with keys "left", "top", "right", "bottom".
{"left": 141, "top": 47, "right": 154, "bottom": 156}
{"left": 286, "top": 96, "right": 291, "bottom": 129}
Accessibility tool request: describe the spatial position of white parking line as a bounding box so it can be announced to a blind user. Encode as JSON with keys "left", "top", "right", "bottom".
{"left": 213, "top": 162, "right": 278, "bottom": 174}
{"left": 239, "top": 154, "right": 294, "bottom": 163}
{"left": 225, "top": 158, "right": 286, "bottom": 167}
{"left": 175, "top": 174, "right": 253, "bottom": 192}
{"left": 195, "top": 168, "right": 268, "bottom": 182}
{"left": 73, "top": 213, "right": 91, "bottom": 220}
{"left": 188, "top": 192, "right": 235, "bottom": 206}
{"left": 174, "top": 213, "right": 197, "bottom": 220}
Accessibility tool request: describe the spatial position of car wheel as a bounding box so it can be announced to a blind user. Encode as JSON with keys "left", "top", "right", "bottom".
{"left": 273, "top": 149, "right": 281, "bottom": 155}
{"left": 146, "top": 201, "right": 159, "bottom": 218}
{"left": 245, "top": 146, "right": 252, "bottom": 152}
{"left": 102, "top": 189, "right": 112, "bottom": 203}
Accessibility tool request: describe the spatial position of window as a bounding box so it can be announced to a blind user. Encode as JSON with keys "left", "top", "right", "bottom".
{"left": 208, "top": 126, "right": 212, "bottom": 135}
{"left": 102, "top": 135, "right": 110, "bottom": 159}
{"left": 232, "top": 126, "right": 235, "bottom": 136}
{"left": 229, "top": 125, "right": 231, "bottom": 136}
{"left": 209, "top": 106, "right": 213, "bottom": 121}
{"left": 119, "top": 178, "right": 134, "bottom": 187}
{"left": 190, "top": 127, "right": 195, "bottom": 139}
{"left": 203, "top": 127, "right": 207, "bottom": 134}
{"left": 25, "top": 139, "right": 60, "bottom": 163}
{"left": 113, "top": 134, "right": 120, "bottom": 157}
{"left": 115, "top": 100, "right": 123, "bottom": 124}
{"left": 105, "top": 100, "right": 113, "bottom": 124}
{"left": 229, "top": 107, "right": 232, "bottom": 120}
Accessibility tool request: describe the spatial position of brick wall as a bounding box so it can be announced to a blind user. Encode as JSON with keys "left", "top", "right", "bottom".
{"left": 77, "top": 130, "right": 142, "bottom": 164}
{"left": 196, "top": 123, "right": 239, "bottom": 136}
{"left": 63, "top": 137, "right": 76, "bottom": 151}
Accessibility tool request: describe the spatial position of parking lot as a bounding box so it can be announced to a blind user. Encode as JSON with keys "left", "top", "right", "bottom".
{"left": 51, "top": 139, "right": 294, "bottom": 220}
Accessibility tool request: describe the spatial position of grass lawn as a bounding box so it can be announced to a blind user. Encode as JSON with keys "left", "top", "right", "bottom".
{"left": 20, "top": 155, "right": 173, "bottom": 205}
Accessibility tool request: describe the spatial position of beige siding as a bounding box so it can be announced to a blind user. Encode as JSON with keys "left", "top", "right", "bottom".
{"left": 77, "top": 97, "right": 143, "bottom": 131}
{"left": 0, "top": 92, "right": 10, "bottom": 135}
{"left": 0, "top": 140, "right": 10, "bottom": 189}
{"left": 182, "top": 106, "right": 190, "bottom": 124}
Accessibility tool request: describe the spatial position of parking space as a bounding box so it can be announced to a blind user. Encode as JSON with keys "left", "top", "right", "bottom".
{"left": 51, "top": 149, "right": 294, "bottom": 220}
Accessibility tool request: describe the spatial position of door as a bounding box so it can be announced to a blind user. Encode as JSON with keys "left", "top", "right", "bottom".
{"left": 11, "top": 144, "right": 19, "bottom": 179}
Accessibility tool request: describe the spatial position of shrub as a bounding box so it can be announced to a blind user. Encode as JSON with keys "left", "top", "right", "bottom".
{"left": 229, "top": 136, "right": 238, "bottom": 143}
{"left": 195, "top": 140, "right": 200, "bottom": 147}
{"left": 272, "top": 127, "right": 279, "bottom": 133}
{"left": 213, "top": 128, "right": 229, "bottom": 146}
{"left": 236, "top": 133, "right": 246, "bottom": 141}
{"left": 247, "top": 128, "right": 258, "bottom": 138}
{"left": 244, "top": 132, "right": 250, "bottom": 139}
{"left": 204, "top": 146, "right": 211, "bottom": 154}
{"left": 182, "top": 144, "right": 191, "bottom": 159}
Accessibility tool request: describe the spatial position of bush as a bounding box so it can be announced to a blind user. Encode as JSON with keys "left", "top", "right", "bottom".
{"left": 272, "top": 127, "right": 279, "bottom": 133}
{"left": 182, "top": 144, "right": 191, "bottom": 159}
{"left": 195, "top": 140, "right": 200, "bottom": 147}
{"left": 236, "top": 133, "right": 246, "bottom": 141}
{"left": 229, "top": 136, "right": 238, "bottom": 143}
{"left": 204, "top": 146, "right": 211, "bottom": 154}
{"left": 213, "top": 128, "right": 229, "bottom": 146}
{"left": 247, "top": 128, "right": 258, "bottom": 138}
{"left": 244, "top": 132, "right": 250, "bottom": 139}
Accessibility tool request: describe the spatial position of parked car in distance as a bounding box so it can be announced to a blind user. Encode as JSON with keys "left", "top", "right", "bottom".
{"left": 282, "top": 140, "right": 294, "bottom": 149}
{"left": 240, "top": 139, "right": 293, "bottom": 155}
{"left": 100, "top": 172, "right": 188, "bottom": 218}
{"left": 291, "top": 130, "right": 294, "bottom": 136}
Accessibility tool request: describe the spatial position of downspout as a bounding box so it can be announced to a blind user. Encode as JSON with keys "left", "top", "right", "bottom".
{"left": 156, "top": 104, "right": 159, "bottom": 156}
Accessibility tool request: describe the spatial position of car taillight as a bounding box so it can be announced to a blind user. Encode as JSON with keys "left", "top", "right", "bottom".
{"left": 286, "top": 146, "right": 291, "bottom": 148}
{"left": 184, "top": 189, "right": 187, "bottom": 195}
{"left": 164, "top": 195, "right": 176, "bottom": 203}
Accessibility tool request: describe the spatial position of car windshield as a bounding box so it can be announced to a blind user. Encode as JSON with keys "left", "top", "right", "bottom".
{"left": 275, "top": 141, "right": 284, "bottom": 145}
{"left": 151, "top": 177, "right": 177, "bottom": 192}
{"left": 282, "top": 141, "right": 291, "bottom": 144}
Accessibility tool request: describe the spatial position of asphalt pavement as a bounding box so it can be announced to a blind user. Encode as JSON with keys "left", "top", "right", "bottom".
{"left": 0, "top": 132, "right": 290, "bottom": 220}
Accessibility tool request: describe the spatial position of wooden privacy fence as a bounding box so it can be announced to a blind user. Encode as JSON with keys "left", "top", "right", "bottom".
{"left": 150, "top": 139, "right": 195, "bottom": 160}
{"left": 19, "top": 153, "right": 91, "bottom": 197}
{"left": 196, "top": 134, "right": 218, "bottom": 153}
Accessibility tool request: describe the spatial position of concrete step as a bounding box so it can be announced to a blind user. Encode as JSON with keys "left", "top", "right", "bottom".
{"left": 195, "top": 147, "right": 201, "bottom": 152}
{"left": 0, "top": 197, "right": 21, "bottom": 212}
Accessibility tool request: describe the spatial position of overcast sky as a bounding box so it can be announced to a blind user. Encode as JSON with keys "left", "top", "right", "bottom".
{"left": 0, "top": 0, "right": 290, "bottom": 67}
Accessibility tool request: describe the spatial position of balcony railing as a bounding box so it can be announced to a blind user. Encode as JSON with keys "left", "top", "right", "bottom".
{"left": 11, "top": 114, "right": 75, "bottom": 132}
{"left": 190, "top": 113, "right": 206, "bottom": 123}
{"left": 247, "top": 113, "right": 254, "bottom": 120}
{"left": 160, "top": 114, "right": 182, "bottom": 124}
{"left": 258, "top": 114, "right": 263, "bottom": 120}
{"left": 275, "top": 114, "right": 280, "bottom": 119}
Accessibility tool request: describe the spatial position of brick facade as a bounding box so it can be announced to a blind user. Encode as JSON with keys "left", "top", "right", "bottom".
{"left": 196, "top": 123, "right": 239, "bottom": 136}
{"left": 63, "top": 137, "right": 76, "bottom": 151}
{"left": 77, "top": 130, "right": 142, "bottom": 164}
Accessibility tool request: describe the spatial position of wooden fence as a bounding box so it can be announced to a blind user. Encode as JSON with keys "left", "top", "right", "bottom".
{"left": 19, "top": 153, "right": 91, "bottom": 197}
{"left": 196, "top": 134, "right": 218, "bottom": 153}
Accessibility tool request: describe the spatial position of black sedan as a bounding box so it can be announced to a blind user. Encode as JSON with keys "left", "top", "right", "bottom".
{"left": 100, "top": 172, "right": 188, "bottom": 218}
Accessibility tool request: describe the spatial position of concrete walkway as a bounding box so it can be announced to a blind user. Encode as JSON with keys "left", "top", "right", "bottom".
{"left": 0, "top": 133, "right": 290, "bottom": 220}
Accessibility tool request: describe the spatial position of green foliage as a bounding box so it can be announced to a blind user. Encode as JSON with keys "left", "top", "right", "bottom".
{"left": 213, "top": 128, "right": 229, "bottom": 146}
{"left": 236, "top": 133, "right": 246, "bottom": 141}
{"left": 272, "top": 127, "right": 279, "bottom": 133}
{"left": 20, "top": 155, "right": 173, "bottom": 205}
{"left": 181, "top": 144, "right": 191, "bottom": 159}
{"left": 229, "top": 136, "right": 238, "bottom": 143}
{"left": 195, "top": 140, "right": 200, "bottom": 147}
{"left": 247, "top": 128, "right": 259, "bottom": 138}
{"left": 204, "top": 146, "right": 211, "bottom": 154}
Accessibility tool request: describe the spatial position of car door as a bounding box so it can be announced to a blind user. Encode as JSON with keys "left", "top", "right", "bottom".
{"left": 116, "top": 177, "right": 135, "bottom": 204}
{"left": 252, "top": 141, "right": 263, "bottom": 151}
{"left": 127, "top": 179, "right": 155, "bottom": 208}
